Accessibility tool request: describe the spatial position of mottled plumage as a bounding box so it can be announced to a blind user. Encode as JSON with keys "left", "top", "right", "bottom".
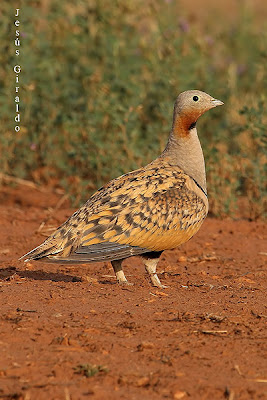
{"left": 21, "top": 90, "right": 223, "bottom": 287}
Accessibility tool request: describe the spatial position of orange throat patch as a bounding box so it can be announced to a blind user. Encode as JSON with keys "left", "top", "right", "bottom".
{"left": 173, "top": 114, "right": 198, "bottom": 138}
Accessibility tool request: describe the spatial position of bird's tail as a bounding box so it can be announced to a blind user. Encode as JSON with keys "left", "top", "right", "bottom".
{"left": 19, "top": 220, "right": 77, "bottom": 262}
{"left": 19, "top": 237, "right": 63, "bottom": 262}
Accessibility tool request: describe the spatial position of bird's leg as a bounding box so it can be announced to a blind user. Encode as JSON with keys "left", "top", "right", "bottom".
{"left": 111, "top": 259, "right": 133, "bottom": 285}
{"left": 142, "top": 251, "right": 167, "bottom": 288}
{"left": 144, "top": 258, "right": 165, "bottom": 288}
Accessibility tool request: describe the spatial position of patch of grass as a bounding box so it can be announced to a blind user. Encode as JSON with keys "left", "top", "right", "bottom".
{"left": 0, "top": 0, "right": 266, "bottom": 218}
{"left": 74, "top": 363, "right": 108, "bottom": 378}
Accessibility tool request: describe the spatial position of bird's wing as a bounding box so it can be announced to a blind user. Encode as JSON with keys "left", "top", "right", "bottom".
{"left": 22, "top": 161, "right": 208, "bottom": 262}
{"left": 77, "top": 169, "right": 207, "bottom": 253}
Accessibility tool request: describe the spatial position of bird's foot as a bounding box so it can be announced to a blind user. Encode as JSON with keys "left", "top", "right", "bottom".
{"left": 118, "top": 279, "right": 134, "bottom": 286}
{"left": 115, "top": 269, "right": 133, "bottom": 286}
{"left": 150, "top": 273, "right": 168, "bottom": 289}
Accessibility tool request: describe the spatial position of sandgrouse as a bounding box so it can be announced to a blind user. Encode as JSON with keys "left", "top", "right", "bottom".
{"left": 21, "top": 90, "right": 223, "bottom": 288}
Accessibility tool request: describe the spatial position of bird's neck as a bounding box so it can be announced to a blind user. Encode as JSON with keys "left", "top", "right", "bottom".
{"left": 162, "top": 126, "right": 207, "bottom": 194}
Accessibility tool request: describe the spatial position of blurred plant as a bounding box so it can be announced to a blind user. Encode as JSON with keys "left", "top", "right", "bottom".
{"left": 0, "top": 0, "right": 266, "bottom": 218}
{"left": 74, "top": 363, "right": 108, "bottom": 378}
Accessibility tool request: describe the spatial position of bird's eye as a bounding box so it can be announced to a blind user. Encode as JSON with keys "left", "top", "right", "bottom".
{"left": 193, "top": 96, "right": 199, "bottom": 102}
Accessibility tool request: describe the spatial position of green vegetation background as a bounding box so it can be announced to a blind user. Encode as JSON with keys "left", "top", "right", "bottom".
{"left": 0, "top": 0, "right": 266, "bottom": 218}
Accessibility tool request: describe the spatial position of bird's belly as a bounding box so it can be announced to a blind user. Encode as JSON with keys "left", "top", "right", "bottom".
{"left": 116, "top": 218, "right": 206, "bottom": 252}
{"left": 149, "top": 220, "right": 205, "bottom": 250}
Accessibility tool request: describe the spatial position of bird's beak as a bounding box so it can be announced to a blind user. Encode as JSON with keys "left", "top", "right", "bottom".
{"left": 211, "top": 98, "right": 224, "bottom": 107}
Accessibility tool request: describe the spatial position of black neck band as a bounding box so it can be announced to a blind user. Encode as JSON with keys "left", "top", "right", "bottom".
{"left": 191, "top": 176, "right": 207, "bottom": 197}
{"left": 189, "top": 121, "right": 196, "bottom": 130}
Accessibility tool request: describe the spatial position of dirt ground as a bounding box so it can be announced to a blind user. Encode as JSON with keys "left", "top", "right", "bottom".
{"left": 0, "top": 184, "right": 266, "bottom": 400}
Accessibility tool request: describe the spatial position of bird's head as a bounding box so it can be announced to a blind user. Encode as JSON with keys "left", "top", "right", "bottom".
{"left": 172, "top": 90, "right": 224, "bottom": 137}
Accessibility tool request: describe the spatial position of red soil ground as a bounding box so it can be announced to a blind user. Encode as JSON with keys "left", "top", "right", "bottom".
{"left": 0, "top": 185, "right": 266, "bottom": 400}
